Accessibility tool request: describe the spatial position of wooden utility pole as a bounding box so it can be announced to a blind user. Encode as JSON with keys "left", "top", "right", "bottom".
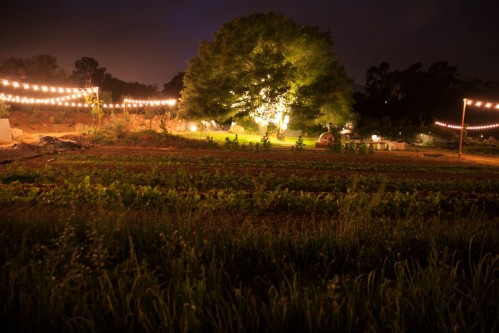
{"left": 458, "top": 99, "right": 467, "bottom": 158}
{"left": 96, "top": 88, "right": 101, "bottom": 129}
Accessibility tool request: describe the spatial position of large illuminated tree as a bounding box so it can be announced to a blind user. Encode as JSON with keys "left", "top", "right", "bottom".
{"left": 179, "top": 12, "right": 354, "bottom": 134}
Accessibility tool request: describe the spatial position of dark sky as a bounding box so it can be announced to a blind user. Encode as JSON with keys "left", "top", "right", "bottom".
{"left": 1, "top": 0, "right": 498, "bottom": 86}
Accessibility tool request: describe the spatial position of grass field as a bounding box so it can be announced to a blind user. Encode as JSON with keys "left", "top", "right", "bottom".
{"left": 0, "top": 141, "right": 498, "bottom": 332}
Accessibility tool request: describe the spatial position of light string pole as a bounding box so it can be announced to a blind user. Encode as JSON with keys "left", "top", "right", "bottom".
{"left": 458, "top": 98, "right": 467, "bottom": 158}
{"left": 435, "top": 98, "right": 499, "bottom": 158}
{"left": 96, "top": 87, "right": 101, "bottom": 129}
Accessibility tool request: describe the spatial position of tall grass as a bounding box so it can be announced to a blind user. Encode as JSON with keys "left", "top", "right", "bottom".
{"left": 0, "top": 204, "right": 497, "bottom": 332}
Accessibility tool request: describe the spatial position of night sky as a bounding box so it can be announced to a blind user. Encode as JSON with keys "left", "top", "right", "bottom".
{"left": 1, "top": 0, "right": 498, "bottom": 86}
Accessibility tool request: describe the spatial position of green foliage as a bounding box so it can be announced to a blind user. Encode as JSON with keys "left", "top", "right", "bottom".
{"left": 326, "top": 139, "right": 373, "bottom": 155}
{"left": 0, "top": 55, "right": 66, "bottom": 84}
{"left": 353, "top": 61, "right": 497, "bottom": 127}
{"left": 326, "top": 138, "right": 343, "bottom": 153}
{"left": 179, "top": 12, "right": 354, "bottom": 127}
{"left": 292, "top": 135, "right": 305, "bottom": 152}
{"left": 0, "top": 101, "right": 10, "bottom": 118}
{"left": 89, "top": 129, "right": 114, "bottom": 145}
{"left": 29, "top": 106, "right": 40, "bottom": 120}
{"left": 0, "top": 152, "right": 498, "bottom": 332}
{"left": 53, "top": 109, "right": 66, "bottom": 124}
{"left": 71, "top": 56, "right": 107, "bottom": 86}
{"left": 104, "top": 113, "right": 130, "bottom": 138}
{"left": 224, "top": 135, "right": 240, "bottom": 150}
{"left": 159, "top": 118, "right": 168, "bottom": 134}
{"left": 205, "top": 136, "right": 218, "bottom": 149}
{"left": 85, "top": 94, "right": 103, "bottom": 126}
{"left": 357, "top": 140, "right": 368, "bottom": 155}
{"left": 260, "top": 132, "right": 271, "bottom": 151}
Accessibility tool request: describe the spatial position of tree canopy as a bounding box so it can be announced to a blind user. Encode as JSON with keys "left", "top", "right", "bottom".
{"left": 0, "top": 55, "right": 67, "bottom": 84}
{"left": 179, "top": 12, "right": 354, "bottom": 130}
{"left": 71, "top": 57, "right": 109, "bottom": 87}
{"left": 355, "top": 61, "right": 499, "bottom": 133}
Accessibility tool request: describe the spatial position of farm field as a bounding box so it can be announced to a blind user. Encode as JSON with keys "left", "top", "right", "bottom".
{"left": 0, "top": 145, "right": 498, "bottom": 332}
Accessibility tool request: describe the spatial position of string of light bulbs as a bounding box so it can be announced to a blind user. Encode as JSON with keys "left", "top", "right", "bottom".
{"left": 465, "top": 99, "right": 499, "bottom": 110}
{"left": 435, "top": 121, "right": 499, "bottom": 131}
{"left": 0, "top": 90, "right": 95, "bottom": 104}
{"left": 436, "top": 98, "right": 499, "bottom": 131}
{"left": 123, "top": 98, "right": 177, "bottom": 107}
{"left": 0, "top": 78, "right": 176, "bottom": 109}
{"left": 1, "top": 78, "right": 98, "bottom": 94}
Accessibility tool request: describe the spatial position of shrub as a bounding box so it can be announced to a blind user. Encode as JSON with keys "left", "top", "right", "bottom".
{"left": 0, "top": 101, "right": 11, "bottom": 118}
{"left": 224, "top": 135, "right": 240, "bottom": 150}
{"left": 292, "top": 135, "right": 305, "bottom": 152}
{"left": 261, "top": 132, "right": 271, "bottom": 152}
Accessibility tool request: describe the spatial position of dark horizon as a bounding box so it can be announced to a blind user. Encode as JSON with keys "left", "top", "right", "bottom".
{"left": 1, "top": 0, "right": 498, "bottom": 86}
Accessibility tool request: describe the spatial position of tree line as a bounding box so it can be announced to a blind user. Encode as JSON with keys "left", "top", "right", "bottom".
{"left": 0, "top": 55, "right": 177, "bottom": 103}
{"left": 2, "top": 12, "right": 498, "bottom": 139}
{"left": 354, "top": 61, "right": 499, "bottom": 137}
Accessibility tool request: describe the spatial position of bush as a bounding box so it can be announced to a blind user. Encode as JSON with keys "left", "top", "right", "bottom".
{"left": 260, "top": 132, "right": 271, "bottom": 152}
{"left": 292, "top": 135, "right": 306, "bottom": 152}
{"left": 0, "top": 102, "right": 11, "bottom": 118}
{"left": 104, "top": 113, "right": 130, "bottom": 138}
{"left": 90, "top": 130, "right": 114, "bottom": 145}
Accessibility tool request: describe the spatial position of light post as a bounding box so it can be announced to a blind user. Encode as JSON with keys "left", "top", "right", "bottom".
{"left": 96, "top": 87, "right": 101, "bottom": 129}
{"left": 458, "top": 98, "right": 467, "bottom": 158}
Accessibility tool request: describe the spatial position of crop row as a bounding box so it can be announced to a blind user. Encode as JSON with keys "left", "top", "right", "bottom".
{"left": 57, "top": 153, "right": 499, "bottom": 175}
{"left": 1, "top": 179, "right": 498, "bottom": 219}
{"left": 2, "top": 164, "right": 499, "bottom": 195}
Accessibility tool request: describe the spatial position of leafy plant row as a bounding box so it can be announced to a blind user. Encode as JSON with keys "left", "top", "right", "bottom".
{"left": 1, "top": 179, "right": 498, "bottom": 219}
{"left": 2, "top": 165, "right": 498, "bottom": 194}
{"left": 52, "top": 153, "right": 499, "bottom": 175}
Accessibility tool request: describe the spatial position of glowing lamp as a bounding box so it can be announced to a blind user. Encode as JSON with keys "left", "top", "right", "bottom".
{"left": 190, "top": 125, "right": 198, "bottom": 132}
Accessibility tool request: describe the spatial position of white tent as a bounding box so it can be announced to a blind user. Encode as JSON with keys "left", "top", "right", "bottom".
{"left": 0, "top": 118, "right": 12, "bottom": 143}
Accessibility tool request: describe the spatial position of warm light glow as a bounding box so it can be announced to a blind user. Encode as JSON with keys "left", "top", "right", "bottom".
{"left": 236, "top": 88, "right": 294, "bottom": 132}
{"left": 0, "top": 78, "right": 98, "bottom": 95}
{"left": 190, "top": 125, "right": 198, "bottom": 132}
{"left": 102, "top": 103, "right": 126, "bottom": 108}
{"left": 0, "top": 78, "right": 100, "bottom": 109}
{"left": 0, "top": 90, "right": 94, "bottom": 105}
{"left": 435, "top": 121, "right": 499, "bottom": 131}
{"left": 465, "top": 98, "right": 499, "bottom": 110}
{"left": 123, "top": 98, "right": 177, "bottom": 108}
